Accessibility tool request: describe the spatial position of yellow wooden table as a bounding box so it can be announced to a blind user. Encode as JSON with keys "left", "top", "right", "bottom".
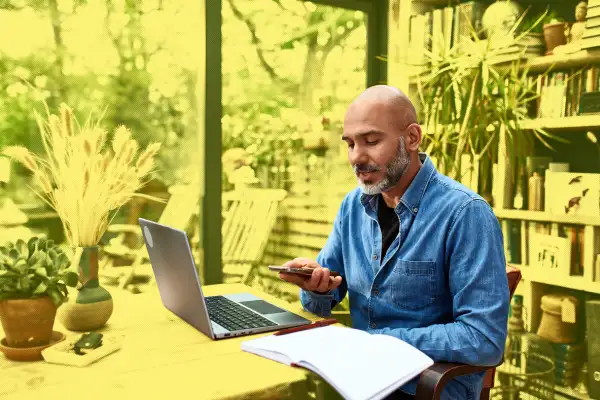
{"left": 0, "top": 283, "right": 333, "bottom": 400}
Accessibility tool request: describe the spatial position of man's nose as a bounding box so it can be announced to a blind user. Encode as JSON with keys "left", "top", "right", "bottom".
{"left": 348, "top": 144, "right": 368, "bottom": 165}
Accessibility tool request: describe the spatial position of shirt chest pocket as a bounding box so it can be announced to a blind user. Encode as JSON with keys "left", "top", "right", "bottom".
{"left": 390, "top": 260, "right": 437, "bottom": 310}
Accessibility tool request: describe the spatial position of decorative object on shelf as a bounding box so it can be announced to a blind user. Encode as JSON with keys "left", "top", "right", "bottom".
{"left": 537, "top": 294, "right": 579, "bottom": 344}
{"left": 545, "top": 171, "right": 600, "bottom": 217}
{"left": 495, "top": 295, "right": 555, "bottom": 399}
{"left": 530, "top": 233, "right": 571, "bottom": 280}
{"left": 570, "top": 1, "right": 588, "bottom": 43}
{"left": 543, "top": 19, "right": 568, "bottom": 55}
{"left": 0, "top": 237, "right": 78, "bottom": 361}
{"left": 512, "top": 185, "right": 524, "bottom": 210}
{"left": 481, "top": 0, "right": 524, "bottom": 46}
{"left": 2, "top": 103, "right": 164, "bottom": 331}
{"left": 528, "top": 170, "right": 544, "bottom": 211}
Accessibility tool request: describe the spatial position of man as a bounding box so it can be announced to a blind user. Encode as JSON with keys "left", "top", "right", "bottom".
{"left": 279, "top": 85, "right": 509, "bottom": 399}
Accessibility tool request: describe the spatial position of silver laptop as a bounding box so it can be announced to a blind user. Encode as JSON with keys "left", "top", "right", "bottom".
{"left": 138, "top": 218, "right": 311, "bottom": 339}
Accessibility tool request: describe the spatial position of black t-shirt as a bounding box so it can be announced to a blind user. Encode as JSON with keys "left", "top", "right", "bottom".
{"left": 377, "top": 195, "right": 400, "bottom": 259}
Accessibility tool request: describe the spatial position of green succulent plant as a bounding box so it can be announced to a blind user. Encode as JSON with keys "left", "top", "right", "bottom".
{"left": 0, "top": 237, "right": 79, "bottom": 306}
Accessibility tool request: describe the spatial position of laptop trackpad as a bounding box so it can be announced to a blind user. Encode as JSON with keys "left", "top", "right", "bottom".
{"left": 240, "top": 300, "right": 287, "bottom": 315}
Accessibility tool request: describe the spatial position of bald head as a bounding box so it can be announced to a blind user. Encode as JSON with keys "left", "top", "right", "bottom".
{"left": 348, "top": 85, "right": 417, "bottom": 130}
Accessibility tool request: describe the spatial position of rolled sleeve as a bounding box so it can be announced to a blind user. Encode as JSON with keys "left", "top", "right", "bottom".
{"left": 299, "top": 198, "right": 348, "bottom": 317}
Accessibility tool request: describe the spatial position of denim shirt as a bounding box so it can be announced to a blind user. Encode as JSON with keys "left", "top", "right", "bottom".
{"left": 300, "top": 153, "right": 509, "bottom": 400}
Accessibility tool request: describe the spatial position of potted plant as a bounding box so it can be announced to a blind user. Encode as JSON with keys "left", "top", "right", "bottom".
{"left": 413, "top": 7, "right": 566, "bottom": 207}
{"left": 0, "top": 237, "right": 78, "bottom": 350}
{"left": 2, "top": 102, "right": 163, "bottom": 331}
{"left": 542, "top": 13, "right": 567, "bottom": 55}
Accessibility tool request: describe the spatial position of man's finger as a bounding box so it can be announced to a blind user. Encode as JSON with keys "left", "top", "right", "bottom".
{"left": 283, "top": 257, "right": 315, "bottom": 269}
{"left": 330, "top": 276, "right": 343, "bottom": 290}
{"left": 317, "top": 268, "right": 330, "bottom": 292}
{"left": 279, "top": 272, "right": 309, "bottom": 287}
{"left": 306, "top": 268, "right": 323, "bottom": 291}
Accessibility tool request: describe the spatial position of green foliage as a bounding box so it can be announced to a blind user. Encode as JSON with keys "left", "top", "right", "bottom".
{"left": 0, "top": 237, "right": 78, "bottom": 306}
{"left": 414, "top": 7, "right": 566, "bottom": 189}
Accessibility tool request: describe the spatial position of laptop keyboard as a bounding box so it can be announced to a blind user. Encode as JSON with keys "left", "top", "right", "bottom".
{"left": 205, "top": 296, "right": 277, "bottom": 332}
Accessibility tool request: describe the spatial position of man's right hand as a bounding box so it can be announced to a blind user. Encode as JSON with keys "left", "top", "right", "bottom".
{"left": 278, "top": 257, "right": 343, "bottom": 294}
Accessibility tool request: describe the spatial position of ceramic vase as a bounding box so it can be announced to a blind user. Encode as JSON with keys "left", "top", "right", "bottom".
{"left": 57, "top": 246, "right": 113, "bottom": 331}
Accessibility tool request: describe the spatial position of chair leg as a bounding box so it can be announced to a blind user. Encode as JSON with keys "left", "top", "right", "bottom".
{"left": 480, "top": 388, "right": 490, "bottom": 400}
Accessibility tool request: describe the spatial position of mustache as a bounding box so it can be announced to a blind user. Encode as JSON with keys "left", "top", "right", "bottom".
{"left": 354, "top": 164, "right": 381, "bottom": 174}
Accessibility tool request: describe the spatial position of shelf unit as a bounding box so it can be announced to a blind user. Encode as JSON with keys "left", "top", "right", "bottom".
{"left": 387, "top": 0, "right": 600, "bottom": 398}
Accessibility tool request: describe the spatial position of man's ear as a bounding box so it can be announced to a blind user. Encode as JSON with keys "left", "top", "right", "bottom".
{"left": 406, "top": 123, "right": 422, "bottom": 152}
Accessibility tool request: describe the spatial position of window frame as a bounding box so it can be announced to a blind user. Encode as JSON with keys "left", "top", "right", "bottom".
{"left": 203, "top": 0, "right": 388, "bottom": 283}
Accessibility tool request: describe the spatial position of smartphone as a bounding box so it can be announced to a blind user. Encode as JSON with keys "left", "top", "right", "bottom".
{"left": 268, "top": 265, "right": 340, "bottom": 277}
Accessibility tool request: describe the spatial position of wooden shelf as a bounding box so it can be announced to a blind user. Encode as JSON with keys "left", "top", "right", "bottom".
{"left": 493, "top": 209, "right": 600, "bottom": 226}
{"left": 409, "top": 50, "right": 600, "bottom": 81}
{"left": 519, "top": 266, "right": 600, "bottom": 295}
{"left": 519, "top": 50, "right": 600, "bottom": 73}
{"left": 520, "top": 115, "right": 600, "bottom": 131}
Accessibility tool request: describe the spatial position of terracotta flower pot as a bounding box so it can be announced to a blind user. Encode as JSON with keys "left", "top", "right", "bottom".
{"left": 543, "top": 22, "right": 567, "bottom": 55}
{"left": 0, "top": 296, "right": 57, "bottom": 348}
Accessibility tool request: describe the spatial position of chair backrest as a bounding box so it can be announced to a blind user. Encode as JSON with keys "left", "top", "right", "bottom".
{"left": 481, "top": 265, "right": 522, "bottom": 397}
{"left": 158, "top": 184, "right": 202, "bottom": 230}
{"left": 222, "top": 188, "right": 287, "bottom": 265}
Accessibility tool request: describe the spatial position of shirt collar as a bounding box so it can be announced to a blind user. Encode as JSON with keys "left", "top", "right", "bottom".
{"left": 360, "top": 152, "right": 436, "bottom": 216}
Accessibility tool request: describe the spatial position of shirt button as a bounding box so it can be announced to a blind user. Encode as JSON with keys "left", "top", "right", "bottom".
{"left": 413, "top": 207, "right": 418, "bottom": 213}
{"left": 373, "top": 290, "right": 379, "bottom": 296}
{"left": 372, "top": 254, "right": 378, "bottom": 260}
{"left": 371, "top": 323, "right": 377, "bottom": 329}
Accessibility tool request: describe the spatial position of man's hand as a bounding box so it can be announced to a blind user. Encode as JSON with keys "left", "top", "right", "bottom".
{"left": 279, "top": 257, "right": 343, "bottom": 294}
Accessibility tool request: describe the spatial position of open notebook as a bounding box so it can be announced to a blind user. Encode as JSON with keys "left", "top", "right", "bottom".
{"left": 241, "top": 325, "right": 434, "bottom": 400}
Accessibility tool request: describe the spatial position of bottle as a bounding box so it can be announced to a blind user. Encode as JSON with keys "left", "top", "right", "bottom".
{"left": 528, "top": 171, "right": 544, "bottom": 211}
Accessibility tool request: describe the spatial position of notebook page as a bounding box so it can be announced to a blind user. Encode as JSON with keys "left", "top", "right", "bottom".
{"left": 297, "top": 330, "right": 433, "bottom": 400}
{"left": 240, "top": 334, "right": 298, "bottom": 366}
{"left": 242, "top": 325, "right": 371, "bottom": 365}
{"left": 242, "top": 326, "right": 434, "bottom": 400}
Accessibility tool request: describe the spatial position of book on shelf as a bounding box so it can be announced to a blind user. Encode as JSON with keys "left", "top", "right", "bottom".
{"left": 241, "top": 325, "right": 434, "bottom": 400}
{"left": 408, "top": 1, "right": 485, "bottom": 67}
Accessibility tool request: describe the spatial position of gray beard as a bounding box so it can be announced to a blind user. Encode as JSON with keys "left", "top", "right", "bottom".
{"left": 357, "top": 138, "right": 411, "bottom": 195}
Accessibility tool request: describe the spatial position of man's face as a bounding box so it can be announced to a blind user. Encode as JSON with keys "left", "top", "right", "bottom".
{"left": 342, "top": 101, "right": 411, "bottom": 195}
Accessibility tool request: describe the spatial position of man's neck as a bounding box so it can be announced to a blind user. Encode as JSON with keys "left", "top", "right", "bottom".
{"left": 380, "top": 154, "right": 423, "bottom": 208}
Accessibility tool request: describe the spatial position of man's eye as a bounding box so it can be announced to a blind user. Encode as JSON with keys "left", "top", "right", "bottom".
{"left": 365, "top": 140, "right": 378, "bottom": 145}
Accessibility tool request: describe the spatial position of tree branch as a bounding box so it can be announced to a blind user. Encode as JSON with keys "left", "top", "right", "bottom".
{"left": 0, "top": 0, "right": 25, "bottom": 10}
{"left": 226, "top": 0, "right": 279, "bottom": 81}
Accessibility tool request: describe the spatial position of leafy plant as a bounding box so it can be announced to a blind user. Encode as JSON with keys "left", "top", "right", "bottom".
{"left": 1, "top": 102, "right": 165, "bottom": 247}
{"left": 414, "top": 6, "right": 567, "bottom": 195}
{"left": 0, "top": 237, "right": 79, "bottom": 306}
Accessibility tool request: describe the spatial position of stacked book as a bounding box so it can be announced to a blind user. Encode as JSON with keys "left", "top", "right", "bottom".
{"left": 488, "top": 33, "right": 545, "bottom": 63}
{"left": 582, "top": 1, "right": 600, "bottom": 50}
{"left": 530, "top": 340, "right": 586, "bottom": 388}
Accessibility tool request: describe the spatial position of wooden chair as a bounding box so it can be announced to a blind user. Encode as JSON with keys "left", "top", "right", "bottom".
{"left": 413, "top": 265, "right": 522, "bottom": 400}
{"left": 221, "top": 188, "right": 287, "bottom": 285}
{"left": 99, "top": 183, "right": 201, "bottom": 291}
